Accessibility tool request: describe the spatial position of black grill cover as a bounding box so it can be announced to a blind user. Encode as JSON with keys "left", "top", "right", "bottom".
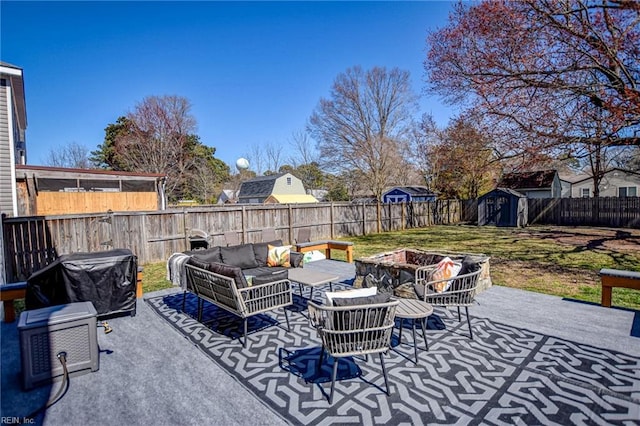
{"left": 26, "top": 249, "right": 138, "bottom": 319}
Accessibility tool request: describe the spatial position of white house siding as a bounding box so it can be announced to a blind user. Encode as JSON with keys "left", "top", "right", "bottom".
{"left": 0, "top": 80, "right": 17, "bottom": 216}
{"left": 570, "top": 170, "right": 640, "bottom": 197}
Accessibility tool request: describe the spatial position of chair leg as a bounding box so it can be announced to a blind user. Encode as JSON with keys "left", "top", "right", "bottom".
{"left": 318, "top": 347, "right": 325, "bottom": 371}
{"left": 466, "top": 306, "right": 473, "bottom": 339}
{"left": 411, "top": 319, "right": 418, "bottom": 363}
{"left": 398, "top": 318, "right": 404, "bottom": 342}
{"left": 457, "top": 305, "right": 461, "bottom": 322}
{"left": 283, "top": 308, "right": 291, "bottom": 331}
{"left": 379, "top": 353, "right": 390, "bottom": 396}
{"left": 197, "top": 297, "right": 203, "bottom": 322}
{"left": 243, "top": 318, "right": 248, "bottom": 348}
{"left": 420, "top": 317, "right": 429, "bottom": 351}
{"left": 329, "top": 358, "right": 339, "bottom": 404}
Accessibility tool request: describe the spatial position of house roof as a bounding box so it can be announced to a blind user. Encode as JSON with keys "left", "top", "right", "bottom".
{"left": 238, "top": 173, "right": 286, "bottom": 198}
{"left": 15, "top": 164, "right": 165, "bottom": 179}
{"left": 499, "top": 170, "right": 557, "bottom": 190}
{"left": 264, "top": 194, "right": 318, "bottom": 204}
{"left": 0, "top": 62, "right": 27, "bottom": 131}
{"left": 480, "top": 187, "right": 526, "bottom": 199}
{"left": 570, "top": 167, "right": 640, "bottom": 185}
{"left": 384, "top": 186, "right": 436, "bottom": 196}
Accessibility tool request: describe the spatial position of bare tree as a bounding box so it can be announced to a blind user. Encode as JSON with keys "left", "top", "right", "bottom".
{"left": 44, "top": 142, "right": 92, "bottom": 169}
{"left": 288, "top": 130, "right": 318, "bottom": 167}
{"left": 245, "top": 144, "right": 265, "bottom": 175}
{"left": 264, "top": 142, "right": 284, "bottom": 174}
{"left": 114, "top": 95, "right": 197, "bottom": 199}
{"left": 426, "top": 0, "right": 640, "bottom": 196}
{"left": 308, "top": 66, "right": 417, "bottom": 201}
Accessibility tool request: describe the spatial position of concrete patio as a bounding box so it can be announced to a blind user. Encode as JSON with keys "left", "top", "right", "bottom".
{"left": 1, "top": 259, "right": 638, "bottom": 425}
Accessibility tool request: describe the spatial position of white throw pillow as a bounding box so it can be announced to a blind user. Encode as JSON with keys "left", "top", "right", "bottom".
{"left": 325, "top": 287, "right": 377, "bottom": 305}
{"left": 431, "top": 257, "right": 462, "bottom": 292}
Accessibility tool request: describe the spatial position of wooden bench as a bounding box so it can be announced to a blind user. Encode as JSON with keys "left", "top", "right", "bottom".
{"left": 1, "top": 269, "right": 144, "bottom": 323}
{"left": 0, "top": 281, "right": 27, "bottom": 323}
{"left": 295, "top": 240, "right": 354, "bottom": 263}
{"left": 599, "top": 268, "right": 640, "bottom": 307}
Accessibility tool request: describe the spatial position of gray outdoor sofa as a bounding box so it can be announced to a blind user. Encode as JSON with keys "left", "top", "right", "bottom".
{"left": 181, "top": 240, "right": 304, "bottom": 348}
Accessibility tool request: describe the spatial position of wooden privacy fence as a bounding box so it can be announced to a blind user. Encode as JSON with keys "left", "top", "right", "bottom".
{"left": 527, "top": 197, "right": 640, "bottom": 228}
{"left": 2, "top": 200, "right": 463, "bottom": 282}
{"left": 461, "top": 196, "right": 639, "bottom": 228}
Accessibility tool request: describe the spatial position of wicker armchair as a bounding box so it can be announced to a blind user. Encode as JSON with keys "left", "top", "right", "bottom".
{"left": 415, "top": 267, "right": 481, "bottom": 339}
{"left": 307, "top": 299, "right": 399, "bottom": 403}
{"left": 185, "top": 264, "right": 292, "bottom": 348}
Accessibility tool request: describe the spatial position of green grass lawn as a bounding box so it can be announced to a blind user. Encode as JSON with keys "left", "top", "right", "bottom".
{"left": 142, "top": 225, "right": 640, "bottom": 310}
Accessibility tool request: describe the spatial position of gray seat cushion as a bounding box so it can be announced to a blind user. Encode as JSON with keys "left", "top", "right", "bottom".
{"left": 186, "top": 246, "right": 223, "bottom": 264}
{"left": 205, "top": 262, "right": 249, "bottom": 289}
{"left": 220, "top": 244, "right": 260, "bottom": 269}
{"left": 243, "top": 266, "right": 288, "bottom": 282}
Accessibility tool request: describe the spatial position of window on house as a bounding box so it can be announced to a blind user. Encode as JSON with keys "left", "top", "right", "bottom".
{"left": 286, "top": 177, "right": 292, "bottom": 185}
{"left": 619, "top": 187, "right": 637, "bottom": 197}
{"left": 581, "top": 188, "right": 590, "bottom": 198}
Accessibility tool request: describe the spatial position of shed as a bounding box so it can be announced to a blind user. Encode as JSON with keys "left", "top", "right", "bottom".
{"left": 14, "top": 165, "right": 166, "bottom": 215}
{"left": 478, "top": 188, "right": 527, "bottom": 227}
{"left": 382, "top": 186, "right": 436, "bottom": 203}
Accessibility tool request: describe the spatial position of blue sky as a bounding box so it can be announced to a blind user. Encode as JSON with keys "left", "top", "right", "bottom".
{"left": 1, "top": 1, "right": 457, "bottom": 170}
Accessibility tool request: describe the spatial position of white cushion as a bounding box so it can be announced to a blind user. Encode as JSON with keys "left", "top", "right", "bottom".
{"left": 325, "top": 287, "right": 377, "bottom": 305}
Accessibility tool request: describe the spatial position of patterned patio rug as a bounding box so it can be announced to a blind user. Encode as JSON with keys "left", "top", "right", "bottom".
{"left": 145, "top": 289, "right": 640, "bottom": 425}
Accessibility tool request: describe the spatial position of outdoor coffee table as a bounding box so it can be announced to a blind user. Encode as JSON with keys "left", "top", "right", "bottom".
{"left": 395, "top": 298, "right": 433, "bottom": 363}
{"left": 287, "top": 268, "right": 340, "bottom": 302}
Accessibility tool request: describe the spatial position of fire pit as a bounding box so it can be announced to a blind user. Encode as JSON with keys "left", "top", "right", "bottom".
{"left": 354, "top": 248, "right": 491, "bottom": 299}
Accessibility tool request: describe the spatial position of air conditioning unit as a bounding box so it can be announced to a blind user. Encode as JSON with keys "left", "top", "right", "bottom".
{"left": 18, "top": 302, "right": 99, "bottom": 390}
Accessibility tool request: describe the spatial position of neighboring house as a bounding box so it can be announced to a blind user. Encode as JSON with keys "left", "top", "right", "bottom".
{"left": 216, "top": 189, "right": 239, "bottom": 204}
{"left": 308, "top": 188, "right": 328, "bottom": 202}
{"left": 14, "top": 165, "right": 166, "bottom": 215}
{"left": 382, "top": 186, "right": 437, "bottom": 203}
{"left": 498, "top": 170, "right": 562, "bottom": 198}
{"left": 559, "top": 177, "right": 574, "bottom": 198}
{"left": 237, "top": 173, "right": 308, "bottom": 204}
{"left": 568, "top": 168, "right": 640, "bottom": 198}
{"left": 0, "top": 62, "right": 27, "bottom": 217}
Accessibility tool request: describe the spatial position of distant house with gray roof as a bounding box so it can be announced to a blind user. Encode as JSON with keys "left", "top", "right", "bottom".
{"left": 238, "top": 173, "right": 313, "bottom": 204}
{"left": 498, "top": 170, "right": 561, "bottom": 198}
{"left": 382, "top": 186, "right": 437, "bottom": 203}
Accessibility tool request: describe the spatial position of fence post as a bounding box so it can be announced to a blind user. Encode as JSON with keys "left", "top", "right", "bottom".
{"left": 288, "top": 204, "right": 294, "bottom": 244}
{"left": 330, "top": 203, "right": 335, "bottom": 239}
{"left": 362, "top": 203, "right": 367, "bottom": 236}
{"left": 241, "top": 205, "right": 247, "bottom": 243}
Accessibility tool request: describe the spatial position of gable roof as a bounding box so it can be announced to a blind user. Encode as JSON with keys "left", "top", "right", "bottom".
{"left": 238, "top": 173, "right": 285, "bottom": 198}
{"left": 480, "top": 187, "right": 526, "bottom": 199}
{"left": 384, "top": 186, "right": 436, "bottom": 196}
{"left": 499, "top": 170, "right": 557, "bottom": 190}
